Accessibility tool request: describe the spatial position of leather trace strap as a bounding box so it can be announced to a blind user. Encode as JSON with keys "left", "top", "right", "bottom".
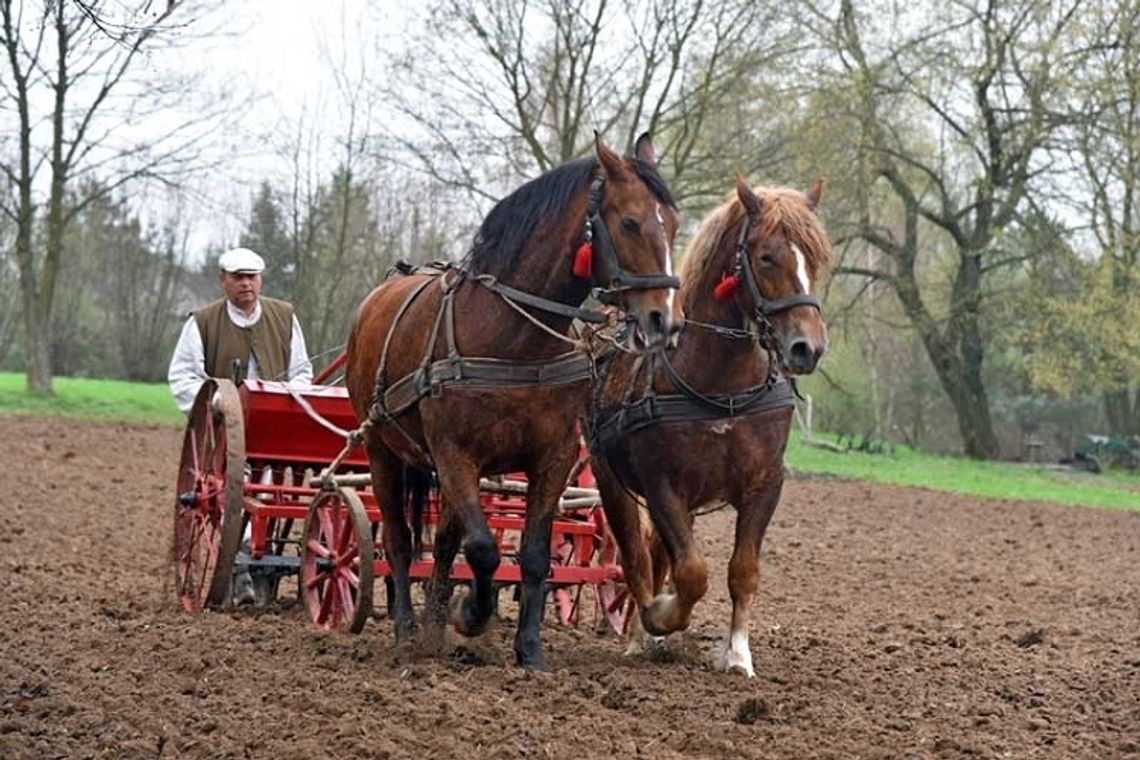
{"left": 368, "top": 262, "right": 596, "bottom": 455}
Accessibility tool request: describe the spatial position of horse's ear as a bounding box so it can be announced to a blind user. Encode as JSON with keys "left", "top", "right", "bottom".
{"left": 595, "top": 132, "right": 626, "bottom": 179}
{"left": 736, "top": 175, "right": 762, "bottom": 222}
{"left": 806, "top": 176, "right": 825, "bottom": 210}
{"left": 633, "top": 132, "right": 657, "bottom": 168}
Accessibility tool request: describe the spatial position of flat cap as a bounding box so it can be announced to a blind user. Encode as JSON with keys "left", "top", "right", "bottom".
{"left": 218, "top": 248, "right": 265, "bottom": 274}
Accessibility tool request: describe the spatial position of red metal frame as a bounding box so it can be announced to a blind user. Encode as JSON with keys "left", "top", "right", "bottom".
{"left": 233, "top": 377, "right": 624, "bottom": 626}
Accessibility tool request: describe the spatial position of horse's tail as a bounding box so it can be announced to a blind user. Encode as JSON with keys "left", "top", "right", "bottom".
{"left": 403, "top": 465, "right": 434, "bottom": 558}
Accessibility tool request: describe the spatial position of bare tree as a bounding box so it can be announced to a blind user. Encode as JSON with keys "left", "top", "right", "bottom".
{"left": 0, "top": 179, "right": 17, "bottom": 366}
{"left": 808, "top": 0, "right": 1083, "bottom": 459}
{"left": 380, "top": 0, "right": 798, "bottom": 207}
{"left": 1029, "top": 0, "right": 1140, "bottom": 436}
{"left": 0, "top": 0, "right": 224, "bottom": 393}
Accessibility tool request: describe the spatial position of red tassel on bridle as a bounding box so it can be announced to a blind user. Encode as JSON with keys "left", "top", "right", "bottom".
{"left": 714, "top": 272, "right": 741, "bottom": 301}
{"left": 573, "top": 241, "right": 594, "bottom": 279}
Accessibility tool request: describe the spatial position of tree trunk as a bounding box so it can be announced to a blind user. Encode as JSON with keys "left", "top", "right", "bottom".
{"left": 913, "top": 314, "right": 1000, "bottom": 460}
{"left": 954, "top": 356, "right": 1000, "bottom": 460}
{"left": 1103, "top": 387, "right": 1140, "bottom": 437}
{"left": 23, "top": 307, "right": 53, "bottom": 394}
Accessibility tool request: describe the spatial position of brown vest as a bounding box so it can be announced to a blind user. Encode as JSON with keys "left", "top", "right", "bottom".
{"left": 193, "top": 297, "right": 294, "bottom": 382}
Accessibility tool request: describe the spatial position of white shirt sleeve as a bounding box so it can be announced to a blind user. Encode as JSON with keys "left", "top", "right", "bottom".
{"left": 288, "top": 314, "right": 313, "bottom": 384}
{"left": 168, "top": 317, "right": 207, "bottom": 414}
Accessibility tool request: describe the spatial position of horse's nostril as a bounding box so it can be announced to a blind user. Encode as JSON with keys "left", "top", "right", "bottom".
{"left": 648, "top": 310, "right": 670, "bottom": 336}
{"left": 790, "top": 341, "right": 814, "bottom": 367}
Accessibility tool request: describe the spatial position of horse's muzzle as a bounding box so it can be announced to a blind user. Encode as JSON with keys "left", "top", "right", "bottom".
{"left": 633, "top": 308, "right": 680, "bottom": 352}
{"left": 785, "top": 338, "right": 826, "bottom": 374}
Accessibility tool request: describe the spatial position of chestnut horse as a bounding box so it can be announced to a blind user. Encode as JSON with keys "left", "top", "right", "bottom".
{"left": 589, "top": 177, "right": 832, "bottom": 677}
{"left": 345, "top": 135, "right": 680, "bottom": 668}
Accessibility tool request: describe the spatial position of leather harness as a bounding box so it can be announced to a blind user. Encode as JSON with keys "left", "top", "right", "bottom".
{"left": 365, "top": 176, "right": 681, "bottom": 464}
{"left": 590, "top": 213, "right": 821, "bottom": 456}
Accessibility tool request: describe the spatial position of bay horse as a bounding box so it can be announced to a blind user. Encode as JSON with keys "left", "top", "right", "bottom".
{"left": 588, "top": 177, "right": 831, "bottom": 677}
{"left": 345, "top": 134, "right": 680, "bottom": 668}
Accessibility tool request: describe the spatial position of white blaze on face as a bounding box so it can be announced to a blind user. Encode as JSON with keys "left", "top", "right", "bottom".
{"left": 655, "top": 203, "right": 676, "bottom": 312}
{"left": 791, "top": 243, "right": 811, "bottom": 294}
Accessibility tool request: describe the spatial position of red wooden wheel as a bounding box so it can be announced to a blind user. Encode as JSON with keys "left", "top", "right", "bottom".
{"left": 173, "top": 379, "right": 246, "bottom": 612}
{"left": 300, "top": 486, "right": 374, "bottom": 633}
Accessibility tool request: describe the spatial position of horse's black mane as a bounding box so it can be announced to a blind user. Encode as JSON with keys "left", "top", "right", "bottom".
{"left": 463, "top": 155, "right": 675, "bottom": 277}
{"left": 632, "top": 158, "right": 675, "bottom": 210}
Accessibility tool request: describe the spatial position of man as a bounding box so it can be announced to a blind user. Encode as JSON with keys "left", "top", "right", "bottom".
{"left": 168, "top": 247, "right": 313, "bottom": 412}
{"left": 168, "top": 247, "right": 313, "bottom": 605}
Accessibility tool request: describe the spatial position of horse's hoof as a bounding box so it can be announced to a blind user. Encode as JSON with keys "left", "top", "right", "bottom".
{"left": 449, "top": 590, "right": 490, "bottom": 638}
{"left": 515, "top": 650, "right": 548, "bottom": 671}
{"left": 715, "top": 644, "right": 756, "bottom": 678}
{"left": 642, "top": 593, "right": 687, "bottom": 636}
{"left": 392, "top": 615, "right": 419, "bottom": 647}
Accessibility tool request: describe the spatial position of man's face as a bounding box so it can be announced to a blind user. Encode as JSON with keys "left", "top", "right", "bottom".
{"left": 219, "top": 271, "right": 262, "bottom": 314}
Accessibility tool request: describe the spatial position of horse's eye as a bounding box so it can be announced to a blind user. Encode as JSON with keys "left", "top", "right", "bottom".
{"left": 621, "top": 217, "right": 640, "bottom": 235}
{"left": 759, "top": 253, "right": 777, "bottom": 266}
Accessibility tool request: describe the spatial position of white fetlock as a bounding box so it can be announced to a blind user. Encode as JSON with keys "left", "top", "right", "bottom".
{"left": 715, "top": 631, "right": 755, "bottom": 678}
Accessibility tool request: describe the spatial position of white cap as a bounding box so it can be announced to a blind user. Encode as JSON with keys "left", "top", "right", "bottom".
{"left": 218, "top": 247, "right": 265, "bottom": 274}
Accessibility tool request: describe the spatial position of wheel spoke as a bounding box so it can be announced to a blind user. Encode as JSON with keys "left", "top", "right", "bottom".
{"left": 318, "top": 504, "right": 336, "bottom": 551}
{"left": 317, "top": 575, "right": 336, "bottom": 624}
{"left": 336, "top": 535, "right": 358, "bottom": 569}
{"left": 195, "top": 517, "right": 218, "bottom": 602}
{"left": 335, "top": 510, "right": 354, "bottom": 556}
{"left": 305, "top": 568, "right": 330, "bottom": 591}
{"left": 337, "top": 577, "right": 355, "bottom": 622}
{"left": 305, "top": 537, "right": 332, "bottom": 559}
{"left": 205, "top": 399, "right": 217, "bottom": 453}
{"left": 188, "top": 427, "right": 202, "bottom": 474}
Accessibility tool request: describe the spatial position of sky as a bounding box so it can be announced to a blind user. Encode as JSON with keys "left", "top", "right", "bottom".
{"left": 154, "top": 0, "right": 407, "bottom": 260}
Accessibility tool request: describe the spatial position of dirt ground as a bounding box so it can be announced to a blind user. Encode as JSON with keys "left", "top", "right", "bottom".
{"left": 1, "top": 416, "right": 1138, "bottom": 759}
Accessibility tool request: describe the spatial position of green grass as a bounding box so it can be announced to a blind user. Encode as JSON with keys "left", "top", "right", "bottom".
{"left": 0, "top": 372, "right": 183, "bottom": 425}
{"left": 0, "top": 372, "right": 1136, "bottom": 510}
{"left": 786, "top": 433, "right": 1140, "bottom": 511}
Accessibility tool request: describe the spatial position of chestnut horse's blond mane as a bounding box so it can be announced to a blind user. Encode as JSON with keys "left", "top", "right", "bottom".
{"left": 679, "top": 186, "right": 833, "bottom": 291}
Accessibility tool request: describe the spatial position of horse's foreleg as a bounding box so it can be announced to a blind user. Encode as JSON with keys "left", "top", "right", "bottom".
{"left": 719, "top": 480, "right": 783, "bottom": 678}
{"left": 434, "top": 460, "right": 500, "bottom": 638}
{"left": 513, "top": 459, "right": 570, "bottom": 669}
{"left": 592, "top": 456, "right": 654, "bottom": 612}
{"left": 640, "top": 484, "right": 706, "bottom": 636}
{"left": 624, "top": 508, "right": 671, "bottom": 656}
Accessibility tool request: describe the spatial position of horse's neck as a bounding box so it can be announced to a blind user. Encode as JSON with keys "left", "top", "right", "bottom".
{"left": 478, "top": 209, "right": 592, "bottom": 354}
{"left": 457, "top": 253, "right": 590, "bottom": 359}
{"left": 668, "top": 296, "right": 771, "bottom": 393}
